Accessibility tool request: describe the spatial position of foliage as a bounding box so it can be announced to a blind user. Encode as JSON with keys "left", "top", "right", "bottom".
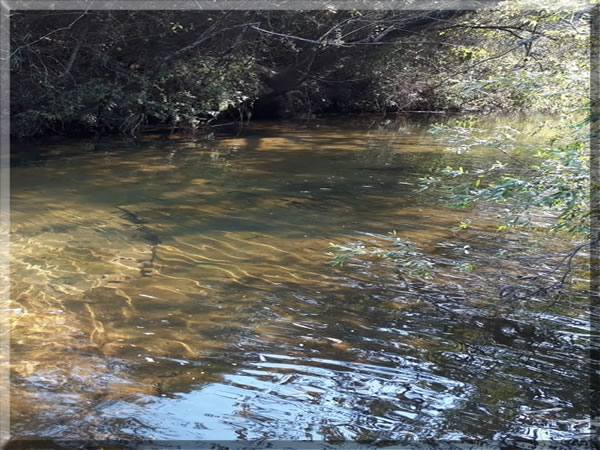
{"left": 421, "top": 114, "right": 590, "bottom": 235}
{"left": 431, "top": 3, "right": 590, "bottom": 114}
{"left": 9, "top": 4, "right": 592, "bottom": 136}
{"left": 10, "top": 10, "right": 260, "bottom": 136}
{"left": 328, "top": 233, "right": 435, "bottom": 279}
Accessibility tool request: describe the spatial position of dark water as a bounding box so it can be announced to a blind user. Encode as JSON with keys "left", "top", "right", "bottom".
{"left": 9, "top": 116, "right": 592, "bottom": 446}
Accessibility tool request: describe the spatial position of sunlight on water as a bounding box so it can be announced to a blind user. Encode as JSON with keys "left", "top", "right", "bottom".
{"left": 9, "top": 116, "right": 591, "bottom": 444}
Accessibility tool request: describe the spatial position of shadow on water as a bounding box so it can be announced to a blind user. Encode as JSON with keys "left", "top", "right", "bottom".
{"left": 8, "top": 115, "right": 591, "bottom": 445}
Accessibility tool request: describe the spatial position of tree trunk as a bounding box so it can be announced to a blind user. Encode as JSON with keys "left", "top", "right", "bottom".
{"left": 250, "top": 9, "right": 467, "bottom": 118}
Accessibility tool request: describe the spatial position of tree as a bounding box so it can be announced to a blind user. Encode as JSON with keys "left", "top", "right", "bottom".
{"left": 9, "top": 2, "right": 592, "bottom": 136}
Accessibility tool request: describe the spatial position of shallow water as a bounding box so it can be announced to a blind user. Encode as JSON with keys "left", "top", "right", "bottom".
{"left": 9, "top": 116, "right": 591, "bottom": 445}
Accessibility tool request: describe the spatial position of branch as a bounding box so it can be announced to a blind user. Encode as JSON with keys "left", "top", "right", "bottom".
{"left": 499, "top": 240, "right": 595, "bottom": 303}
{"left": 9, "top": 9, "right": 89, "bottom": 59}
{"left": 545, "top": 241, "right": 592, "bottom": 284}
{"left": 427, "top": 42, "right": 524, "bottom": 91}
{"left": 251, "top": 25, "right": 467, "bottom": 49}
{"left": 442, "top": 24, "right": 532, "bottom": 39}
{"left": 161, "top": 13, "right": 252, "bottom": 64}
{"left": 249, "top": 24, "right": 348, "bottom": 48}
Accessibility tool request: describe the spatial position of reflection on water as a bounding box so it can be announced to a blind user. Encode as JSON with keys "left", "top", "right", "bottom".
{"left": 9, "top": 116, "right": 591, "bottom": 444}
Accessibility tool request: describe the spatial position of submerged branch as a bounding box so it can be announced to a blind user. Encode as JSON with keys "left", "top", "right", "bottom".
{"left": 499, "top": 240, "right": 594, "bottom": 303}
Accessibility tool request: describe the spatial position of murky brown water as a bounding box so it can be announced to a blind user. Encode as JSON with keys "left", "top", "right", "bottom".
{"left": 8, "top": 116, "right": 591, "bottom": 445}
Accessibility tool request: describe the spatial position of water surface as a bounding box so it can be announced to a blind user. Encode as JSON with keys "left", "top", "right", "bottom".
{"left": 9, "top": 116, "right": 591, "bottom": 445}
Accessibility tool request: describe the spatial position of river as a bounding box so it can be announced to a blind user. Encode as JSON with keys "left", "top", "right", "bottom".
{"left": 8, "top": 115, "right": 591, "bottom": 446}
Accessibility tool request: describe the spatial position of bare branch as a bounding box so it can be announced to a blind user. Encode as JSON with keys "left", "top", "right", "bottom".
{"left": 250, "top": 24, "right": 348, "bottom": 47}
{"left": 163, "top": 22, "right": 259, "bottom": 64}
{"left": 10, "top": 9, "right": 89, "bottom": 59}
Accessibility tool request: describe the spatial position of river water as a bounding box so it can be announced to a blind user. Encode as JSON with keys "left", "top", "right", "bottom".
{"left": 8, "top": 116, "right": 591, "bottom": 446}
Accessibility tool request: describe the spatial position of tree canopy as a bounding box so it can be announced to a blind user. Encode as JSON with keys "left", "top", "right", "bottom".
{"left": 9, "top": 2, "right": 591, "bottom": 137}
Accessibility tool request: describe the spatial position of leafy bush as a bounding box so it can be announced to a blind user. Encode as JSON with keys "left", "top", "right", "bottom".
{"left": 422, "top": 114, "right": 590, "bottom": 235}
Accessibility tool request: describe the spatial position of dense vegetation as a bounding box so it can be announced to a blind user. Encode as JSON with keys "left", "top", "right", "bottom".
{"left": 10, "top": 2, "right": 590, "bottom": 138}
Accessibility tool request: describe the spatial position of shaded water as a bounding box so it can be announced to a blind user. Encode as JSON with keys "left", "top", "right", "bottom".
{"left": 9, "top": 116, "right": 591, "bottom": 445}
